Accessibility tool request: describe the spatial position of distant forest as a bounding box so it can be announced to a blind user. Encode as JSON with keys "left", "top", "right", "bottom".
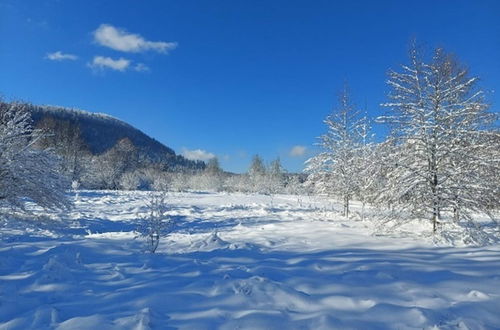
{"left": 28, "top": 104, "right": 205, "bottom": 189}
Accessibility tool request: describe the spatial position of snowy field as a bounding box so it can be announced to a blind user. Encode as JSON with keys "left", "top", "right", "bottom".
{"left": 1, "top": 191, "right": 500, "bottom": 329}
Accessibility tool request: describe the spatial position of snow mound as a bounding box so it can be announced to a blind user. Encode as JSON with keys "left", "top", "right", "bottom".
{"left": 192, "top": 231, "right": 230, "bottom": 251}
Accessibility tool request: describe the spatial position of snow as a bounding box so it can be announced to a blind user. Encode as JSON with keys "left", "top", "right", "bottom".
{"left": 1, "top": 191, "right": 499, "bottom": 329}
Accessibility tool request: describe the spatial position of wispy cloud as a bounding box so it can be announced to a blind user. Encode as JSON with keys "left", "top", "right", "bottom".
{"left": 289, "top": 145, "right": 307, "bottom": 157}
{"left": 45, "top": 51, "right": 78, "bottom": 61}
{"left": 88, "top": 56, "right": 130, "bottom": 71}
{"left": 133, "top": 63, "right": 150, "bottom": 72}
{"left": 181, "top": 148, "right": 215, "bottom": 162}
{"left": 93, "top": 24, "right": 177, "bottom": 53}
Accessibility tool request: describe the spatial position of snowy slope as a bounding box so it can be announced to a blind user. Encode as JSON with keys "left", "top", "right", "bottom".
{"left": 1, "top": 191, "right": 499, "bottom": 329}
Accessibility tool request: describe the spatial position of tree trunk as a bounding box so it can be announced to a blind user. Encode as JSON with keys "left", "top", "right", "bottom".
{"left": 361, "top": 201, "right": 365, "bottom": 221}
{"left": 431, "top": 174, "right": 439, "bottom": 233}
{"left": 150, "top": 232, "right": 159, "bottom": 253}
{"left": 453, "top": 195, "right": 459, "bottom": 222}
{"left": 344, "top": 195, "right": 349, "bottom": 218}
{"left": 432, "top": 213, "right": 437, "bottom": 233}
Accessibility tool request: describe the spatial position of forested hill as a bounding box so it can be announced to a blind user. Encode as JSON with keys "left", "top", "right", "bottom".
{"left": 23, "top": 104, "right": 204, "bottom": 189}
{"left": 31, "top": 105, "right": 176, "bottom": 157}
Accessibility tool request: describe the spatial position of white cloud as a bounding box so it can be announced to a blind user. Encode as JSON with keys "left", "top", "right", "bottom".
{"left": 133, "top": 63, "right": 150, "bottom": 72}
{"left": 93, "top": 24, "right": 177, "bottom": 53}
{"left": 181, "top": 148, "right": 215, "bottom": 162}
{"left": 289, "top": 145, "right": 307, "bottom": 157}
{"left": 46, "top": 51, "right": 78, "bottom": 61}
{"left": 88, "top": 56, "right": 130, "bottom": 71}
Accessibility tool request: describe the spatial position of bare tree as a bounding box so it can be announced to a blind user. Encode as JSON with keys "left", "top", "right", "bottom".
{"left": 138, "top": 193, "right": 173, "bottom": 253}
{"left": 34, "top": 117, "right": 89, "bottom": 181}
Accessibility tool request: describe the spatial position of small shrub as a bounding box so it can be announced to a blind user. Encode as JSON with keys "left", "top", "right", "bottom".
{"left": 138, "top": 193, "right": 173, "bottom": 253}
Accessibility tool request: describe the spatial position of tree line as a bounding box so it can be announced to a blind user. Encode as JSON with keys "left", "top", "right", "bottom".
{"left": 306, "top": 45, "right": 499, "bottom": 232}
{"left": 0, "top": 44, "right": 498, "bottom": 235}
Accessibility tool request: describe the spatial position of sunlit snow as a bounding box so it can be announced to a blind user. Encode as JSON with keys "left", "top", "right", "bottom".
{"left": 1, "top": 191, "right": 499, "bottom": 329}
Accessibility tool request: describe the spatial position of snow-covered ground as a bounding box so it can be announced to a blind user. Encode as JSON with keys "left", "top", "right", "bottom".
{"left": 1, "top": 191, "right": 499, "bottom": 329}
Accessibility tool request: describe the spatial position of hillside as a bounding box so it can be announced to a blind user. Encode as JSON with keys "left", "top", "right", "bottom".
{"left": 31, "top": 105, "right": 176, "bottom": 157}
{"left": 23, "top": 104, "right": 204, "bottom": 189}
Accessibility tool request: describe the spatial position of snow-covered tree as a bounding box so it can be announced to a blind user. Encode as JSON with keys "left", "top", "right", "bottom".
{"left": 202, "top": 157, "right": 224, "bottom": 191}
{"left": 205, "top": 157, "right": 222, "bottom": 176}
{"left": 34, "top": 117, "right": 89, "bottom": 182}
{"left": 285, "top": 174, "right": 307, "bottom": 206}
{"left": 377, "top": 46, "right": 499, "bottom": 232}
{"left": 119, "top": 171, "right": 142, "bottom": 190}
{"left": 248, "top": 154, "right": 268, "bottom": 193}
{"left": 305, "top": 86, "right": 364, "bottom": 217}
{"left": 353, "top": 115, "right": 377, "bottom": 220}
{"left": 168, "top": 172, "right": 190, "bottom": 192}
{"left": 369, "top": 140, "right": 397, "bottom": 211}
{"left": 0, "top": 101, "right": 71, "bottom": 211}
{"left": 267, "top": 157, "right": 286, "bottom": 194}
{"left": 224, "top": 173, "right": 249, "bottom": 193}
{"left": 91, "top": 137, "right": 138, "bottom": 189}
{"left": 249, "top": 154, "right": 266, "bottom": 177}
{"left": 138, "top": 193, "right": 173, "bottom": 253}
{"left": 184, "top": 157, "right": 225, "bottom": 192}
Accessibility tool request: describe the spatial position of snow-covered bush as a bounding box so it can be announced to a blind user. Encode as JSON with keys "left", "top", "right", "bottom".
{"left": 119, "top": 169, "right": 154, "bottom": 191}
{"left": 0, "top": 101, "right": 71, "bottom": 211}
{"left": 223, "top": 174, "right": 249, "bottom": 193}
{"left": 119, "top": 171, "right": 142, "bottom": 190}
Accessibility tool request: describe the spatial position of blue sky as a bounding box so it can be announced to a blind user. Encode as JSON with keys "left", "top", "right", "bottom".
{"left": 1, "top": 0, "right": 499, "bottom": 173}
